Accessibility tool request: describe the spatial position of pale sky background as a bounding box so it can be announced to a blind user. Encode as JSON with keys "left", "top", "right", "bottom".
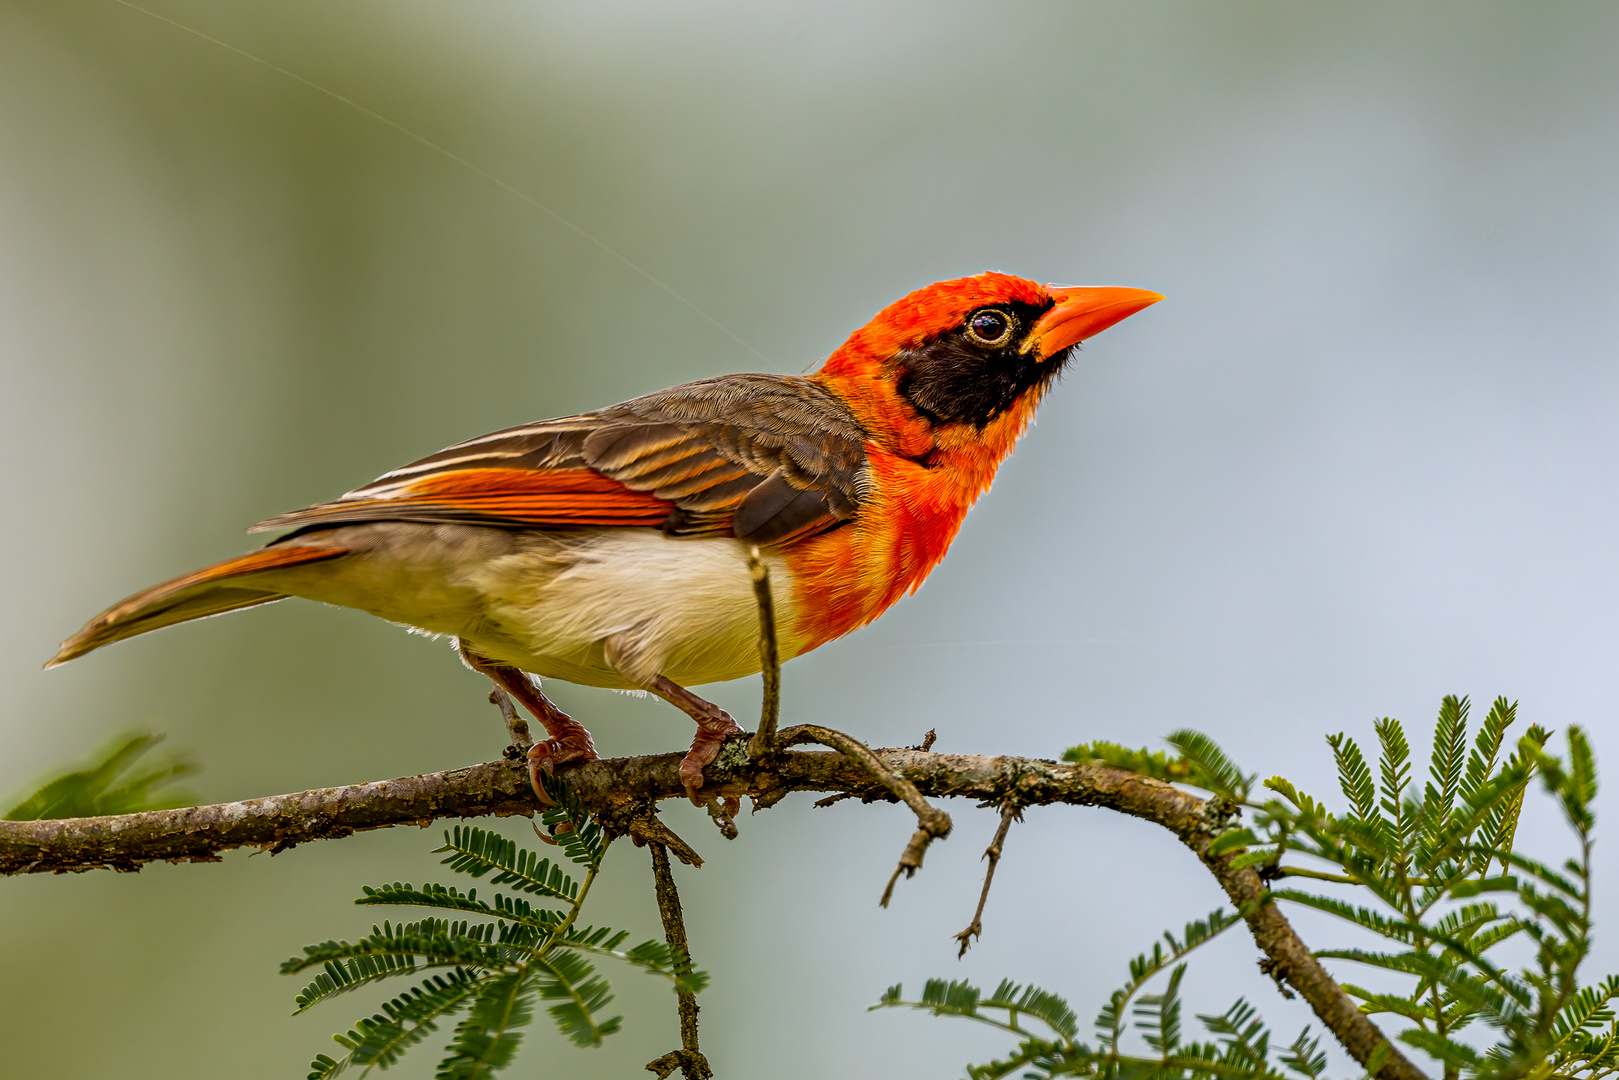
{"left": 2, "top": 2, "right": 1617, "bottom": 1078}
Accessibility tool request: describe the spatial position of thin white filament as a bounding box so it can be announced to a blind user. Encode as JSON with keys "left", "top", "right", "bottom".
{"left": 110, "top": 0, "right": 774, "bottom": 367}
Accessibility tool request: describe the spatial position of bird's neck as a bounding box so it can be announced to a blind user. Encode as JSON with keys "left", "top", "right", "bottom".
{"left": 791, "top": 368, "right": 1047, "bottom": 651}
{"left": 811, "top": 365, "right": 1043, "bottom": 474}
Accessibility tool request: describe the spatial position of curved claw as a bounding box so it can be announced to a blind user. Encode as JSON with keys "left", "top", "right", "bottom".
{"left": 678, "top": 712, "right": 745, "bottom": 804}
{"left": 526, "top": 733, "right": 599, "bottom": 802}
{"left": 646, "top": 674, "right": 745, "bottom": 805}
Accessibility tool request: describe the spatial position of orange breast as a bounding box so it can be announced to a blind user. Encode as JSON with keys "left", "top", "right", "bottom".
{"left": 784, "top": 389, "right": 1044, "bottom": 653}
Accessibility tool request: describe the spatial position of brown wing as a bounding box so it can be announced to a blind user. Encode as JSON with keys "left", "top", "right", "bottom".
{"left": 251, "top": 374, "right": 869, "bottom": 546}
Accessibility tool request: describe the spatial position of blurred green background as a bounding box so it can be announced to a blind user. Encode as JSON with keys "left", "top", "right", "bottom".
{"left": 4, "top": 1, "right": 1618, "bottom": 1076}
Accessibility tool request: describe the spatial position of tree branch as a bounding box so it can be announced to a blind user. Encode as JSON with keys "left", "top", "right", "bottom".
{"left": 646, "top": 842, "right": 712, "bottom": 1079}
{"left": 745, "top": 546, "right": 780, "bottom": 756}
{"left": 0, "top": 744, "right": 1425, "bottom": 1080}
{"left": 773, "top": 723, "right": 952, "bottom": 907}
{"left": 489, "top": 687, "right": 533, "bottom": 754}
{"left": 955, "top": 799, "right": 1019, "bottom": 957}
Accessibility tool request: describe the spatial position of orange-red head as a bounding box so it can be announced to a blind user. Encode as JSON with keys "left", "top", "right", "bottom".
{"left": 788, "top": 273, "right": 1160, "bottom": 648}
{"left": 815, "top": 271, "right": 1161, "bottom": 453}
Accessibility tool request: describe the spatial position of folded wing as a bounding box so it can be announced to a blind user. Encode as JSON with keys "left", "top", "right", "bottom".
{"left": 252, "top": 374, "right": 869, "bottom": 547}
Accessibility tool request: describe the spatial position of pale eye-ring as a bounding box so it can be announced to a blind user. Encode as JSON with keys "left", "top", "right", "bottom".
{"left": 965, "top": 308, "right": 1015, "bottom": 347}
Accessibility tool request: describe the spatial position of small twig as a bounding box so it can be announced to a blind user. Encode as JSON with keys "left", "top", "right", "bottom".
{"left": 646, "top": 843, "right": 713, "bottom": 1080}
{"left": 1258, "top": 957, "right": 1296, "bottom": 1000}
{"left": 776, "top": 726, "right": 948, "bottom": 833}
{"left": 919, "top": 728, "right": 937, "bottom": 752}
{"left": 703, "top": 796, "right": 740, "bottom": 840}
{"left": 954, "top": 801, "right": 1021, "bottom": 957}
{"left": 776, "top": 723, "right": 952, "bottom": 906}
{"left": 624, "top": 808, "right": 705, "bottom": 869}
{"left": 746, "top": 546, "right": 781, "bottom": 758}
{"left": 489, "top": 688, "right": 532, "bottom": 755}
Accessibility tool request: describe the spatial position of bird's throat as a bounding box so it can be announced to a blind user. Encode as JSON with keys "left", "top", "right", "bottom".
{"left": 786, "top": 391, "right": 1042, "bottom": 652}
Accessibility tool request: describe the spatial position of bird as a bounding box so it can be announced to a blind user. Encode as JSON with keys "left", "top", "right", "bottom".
{"left": 47, "top": 272, "right": 1160, "bottom": 801}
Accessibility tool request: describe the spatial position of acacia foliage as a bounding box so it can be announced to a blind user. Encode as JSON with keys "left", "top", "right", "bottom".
{"left": 3, "top": 731, "right": 196, "bottom": 820}
{"left": 880, "top": 697, "right": 1618, "bottom": 1080}
{"left": 282, "top": 776, "right": 706, "bottom": 1080}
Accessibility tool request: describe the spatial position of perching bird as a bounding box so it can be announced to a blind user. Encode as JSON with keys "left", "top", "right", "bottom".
{"left": 48, "top": 273, "right": 1159, "bottom": 800}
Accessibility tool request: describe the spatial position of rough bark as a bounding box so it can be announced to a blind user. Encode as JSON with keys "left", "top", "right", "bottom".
{"left": 646, "top": 842, "right": 712, "bottom": 1079}
{"left": 0, "top": 741, "right": 1425, "bottom": 1080}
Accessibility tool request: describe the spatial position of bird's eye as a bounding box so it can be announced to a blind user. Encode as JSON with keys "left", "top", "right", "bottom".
{"left": 965, "top": 308, "right": 1015, "bottom": 347}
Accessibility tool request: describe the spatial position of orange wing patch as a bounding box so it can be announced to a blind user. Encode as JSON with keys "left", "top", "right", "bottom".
{"left": 405, "top": 468, "right": 675, "bottom": 526}
{"left": 252, "top": 376, "right": 869, "bottom": 541}
{"left": 252, "top": 468, "right": 675, "bottom": 533}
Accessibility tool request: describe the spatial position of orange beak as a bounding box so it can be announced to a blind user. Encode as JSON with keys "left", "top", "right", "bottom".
{"left": 1022, "top": 285, "right": 1164, "bottom": 359}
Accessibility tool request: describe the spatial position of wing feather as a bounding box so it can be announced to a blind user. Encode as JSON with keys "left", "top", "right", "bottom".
{"left": 252, "top": 374, "right": 869, "bottom": 544}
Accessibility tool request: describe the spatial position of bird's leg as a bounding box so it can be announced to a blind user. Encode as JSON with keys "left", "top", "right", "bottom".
{"left": 458, "top": 643, "right": 597, "bottom": 796}
{"left": 648, "top": 675, "right": 744, "bottom": 804}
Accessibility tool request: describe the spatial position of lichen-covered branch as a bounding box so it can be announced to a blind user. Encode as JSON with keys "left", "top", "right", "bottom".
{"left": 0, "top": 742, "right": 1424, "bottom": 1080}
{"left": 0, "top": 760, "right": 536, "bottom": 874}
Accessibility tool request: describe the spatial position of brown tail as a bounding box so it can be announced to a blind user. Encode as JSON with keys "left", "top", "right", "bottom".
{"left": 45, "top": 544, "right": 349, "bottom": 668}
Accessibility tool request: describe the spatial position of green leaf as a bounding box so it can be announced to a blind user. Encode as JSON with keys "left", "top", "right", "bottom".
{"left": 1307, "top": 946, "right": 1428, "bottom": 977}
{"left": 1474, "top": 726, "right": 1550, "bottom": 873}
{"left": 1134, "top": 963, "right": 1185, "bottom": 1055}
{"left": 1425, "top": 696, "right": 1469, "bottom": 819}
{"left": 1268, "top": 889, "right": 1419, "bottom": 945}
{"left": 284, "top": 919, "right": 508, "bottom": 1008}
{"left": 3, "top": 731, "right": 197, "bottom": 820}
{"left": 535, "top": 951, "right": 620, "bottom": 1048}
{"left": 434, "top": 827, "right": 579, "bottom": 901}
{"left": 1093, "top": 910, "right": 1240, "bottom": 1052}
{"left": 1197, "top": 997, "right": 1275, "bottom": 1074}
{"left": 1063, "top": 741, "right": 1194, "bottom": 784}
{"left": 306, "top": 1052, "right": 346, "bottom": 1080}
{"left": 292, "top": 953, "right": 422, "bottom": 1012}
{"left": 1543, "top": 726, "right": 1598, "bottom": 834}
{"left": 436, "top": 971, "right": 535, "bottom": 1079}
{"left": 1448, "top": 876, "right": 1517, "bottom": 899}
{"left": 1417, "top": 696, "right": 1469, "bottom": 873}
{"left": 1164, "top": 730, "right": 1254, "bottom": 801}
{"left": 1228, "top": 847, "right": 1282, "bottom": 871}
{"left": 1460, "top": 697, "right": 1516, "bottom": 806}
{"left": 981, "top": 980, "right": 1080, "bottom": 1042}
{"left": 564, "top": 932, "right": 710, "bottom": 996}
{"left": 1400, "top": 1028, "right": 1484, "bottom": 1068}
{"left": 1263, "top": 776, "right": 1331, "bottom": 821}
{"left": 310, "top": 970, "right": 482, "bottom": 1077}
{"left": 924, "top": 977, "right": 984, "bottom": 1014}
{"left": 871, "top": 978, "right": 1078, "bottom": 1045}
{"left": 1342, "top": 984, "right": 1433, "bottom": 1023}
{"left": 356, "top": 882, "right": 562, "bottom": 930}
{"left": 1327, "top": 731, "right": 1377, "bottom": 822}
{"left": 534, "top": 773, "right": 609, "bottom": 868}
{"left": 1373, "top": 717, "right": 1412, "bottom": 852}
{"left": 1209, "top": 828, "right": 1262, "bottom": 856}
{"left": 1278, "top": 1028, "right": 1328, "bottom": 1080}
{"left": 1546, "top": 978, "right": 1619, "bottom": 1055}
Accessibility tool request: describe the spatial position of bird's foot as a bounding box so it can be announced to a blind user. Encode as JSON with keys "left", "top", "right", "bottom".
{"left": 647, "top": 675, "right": 746, "bottom": 804}
{"left": 679, "top": 711, "right": 745, "bottom": 804}
{"left": 457, "top": 643, "right": 601, "bottom": 803}
{"left": 526, "top": 729, "right": 599, "bottom": 800}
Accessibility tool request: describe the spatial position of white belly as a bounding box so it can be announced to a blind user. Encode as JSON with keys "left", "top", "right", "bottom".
{"left": 266, "top": 523, "right": 803, "bottom": 690}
